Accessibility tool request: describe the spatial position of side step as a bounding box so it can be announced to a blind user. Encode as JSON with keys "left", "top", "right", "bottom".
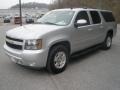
{"left": 71, "top": 44, "right": 103, "bottom": 58}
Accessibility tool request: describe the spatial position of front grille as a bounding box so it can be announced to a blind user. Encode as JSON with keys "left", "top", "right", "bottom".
{"left": 6, "top": 41, "right": 22, "bottom": 50}
{"left": 6, "top": 36, "right": 23, "bottom": 42}
{"left": 6, "top": 36, "right": 23, "bottom": 50}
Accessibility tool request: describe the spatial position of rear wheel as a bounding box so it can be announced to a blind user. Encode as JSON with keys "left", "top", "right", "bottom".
{"left": 102, "top": 33, "right": 112, "bottom": 50}
{"left": 46, "top": 45, "right": 69, "bottom": 74}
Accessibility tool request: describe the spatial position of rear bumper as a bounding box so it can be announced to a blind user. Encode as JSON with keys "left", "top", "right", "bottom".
{"left": 4, "top": 44, "right": 48, "bottom": 68}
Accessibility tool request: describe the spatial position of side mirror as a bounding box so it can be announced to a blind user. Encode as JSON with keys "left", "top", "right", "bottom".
{"left": 75, "top": 19, "right": 87, "bottom": 27}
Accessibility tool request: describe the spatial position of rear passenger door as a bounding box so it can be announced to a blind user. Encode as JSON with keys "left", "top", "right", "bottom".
{"left": 89, "top": 11, "right": 104, "bottom": 44}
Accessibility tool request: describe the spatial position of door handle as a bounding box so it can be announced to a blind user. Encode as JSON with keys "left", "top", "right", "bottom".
{"left": 88, "top": 28, "right": 93, "bottom": 31}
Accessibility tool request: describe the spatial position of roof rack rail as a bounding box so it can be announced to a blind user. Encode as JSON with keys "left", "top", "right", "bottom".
{"left": 83, "top": 7, "right": 88, "bottom": 9}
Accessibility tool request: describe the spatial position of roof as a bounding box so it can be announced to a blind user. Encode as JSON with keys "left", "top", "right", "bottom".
{"left": 52, "top": 8, "right": 111, "bottom": 12}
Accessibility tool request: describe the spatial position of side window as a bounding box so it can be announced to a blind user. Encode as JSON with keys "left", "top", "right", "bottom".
{"left": 101, "top": 11, "right": 115, "bottom": 22}
{"left": 90, "top": 11, "right": 101, "bottom": 24}
{"left": 75, "top": 11, "right": 90, "bottom": 26}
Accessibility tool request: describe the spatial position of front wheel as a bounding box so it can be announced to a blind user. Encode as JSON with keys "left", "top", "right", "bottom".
{"left": 102, "top": 34, "right": 112, "bottom": 50}
{"left": 46, "top": 45, "right": 69, "bottom": 74}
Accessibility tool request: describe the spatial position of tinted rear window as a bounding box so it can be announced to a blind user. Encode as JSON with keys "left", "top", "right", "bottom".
{"left": 101, "top": 11, "right": 115, "bottom": 22}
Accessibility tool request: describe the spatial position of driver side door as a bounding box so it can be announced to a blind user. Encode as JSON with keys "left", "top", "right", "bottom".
{"left": 71, "top": 11, "right": 95, "bottom": 52}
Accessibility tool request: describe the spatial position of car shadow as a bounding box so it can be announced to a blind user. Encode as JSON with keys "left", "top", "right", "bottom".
{"left": 9, "top": 62, "right": 49, "bottom": 75}
{"left": 69, "top": 47, "right": 101, "bottom": 65}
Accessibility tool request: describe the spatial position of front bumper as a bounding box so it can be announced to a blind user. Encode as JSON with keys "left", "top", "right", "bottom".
{"left": 4, "top": 44, "right": 48, "bottom": 68}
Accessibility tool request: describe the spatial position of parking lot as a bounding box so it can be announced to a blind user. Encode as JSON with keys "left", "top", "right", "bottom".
{"left": 0, "top": 24, "right": 120, "bottom": 90}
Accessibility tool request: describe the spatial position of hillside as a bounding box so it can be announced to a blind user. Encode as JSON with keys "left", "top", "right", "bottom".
{"left": 10, "top": 2, "right": 48, "bottom": 9}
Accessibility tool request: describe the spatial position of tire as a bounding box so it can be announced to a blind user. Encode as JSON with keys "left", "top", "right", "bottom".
{"left": 102, "top": 33, "right": 112, "bottom": 50}
{"left": 46, "top": 45, "right": 69, "bottom": 74}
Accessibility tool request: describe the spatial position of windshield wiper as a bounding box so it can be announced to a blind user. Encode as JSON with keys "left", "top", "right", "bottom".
{"left": 35, "top": 22, "right": 56, "bottom": 25}
{"left": 43, "top": 22, "right": 58, "bottom": 25}
{"left": 35, "top": 21, "right": 63, "bottom": 26}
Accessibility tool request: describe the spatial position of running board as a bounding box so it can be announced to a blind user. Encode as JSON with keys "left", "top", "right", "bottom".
{"left": 71, "top": 44, "right": 103, "bottom": 58}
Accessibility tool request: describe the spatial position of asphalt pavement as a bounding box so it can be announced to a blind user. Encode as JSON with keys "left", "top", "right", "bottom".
{"left": 0, "top": 24, "right": 120, "bottom": 90}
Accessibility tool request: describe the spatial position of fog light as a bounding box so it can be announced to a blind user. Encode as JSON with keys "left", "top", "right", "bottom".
{"left": 18, "top": 60, "right": 23, "bottom": 65}
{"left": 29, "top": 63, "right": 36, "bottom": 67}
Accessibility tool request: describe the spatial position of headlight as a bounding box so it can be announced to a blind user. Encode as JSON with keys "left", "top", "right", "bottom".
{"left": 24, "top": 39, "right": 42, "bottom": 50}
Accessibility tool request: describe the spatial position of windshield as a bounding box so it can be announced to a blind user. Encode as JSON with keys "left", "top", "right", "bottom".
{"left": 37, "top": 11, "right": 75, "bottom": 26}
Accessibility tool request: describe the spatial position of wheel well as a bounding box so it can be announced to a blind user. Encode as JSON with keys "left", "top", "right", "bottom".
{"left": 49, "top": 41, "right": 71, "bottom": 54}
{"left": 107, "top": 30, "right": 113, "bottom": 38}
{"left": 46, "top": 41, "right": 71, "bottom": 68}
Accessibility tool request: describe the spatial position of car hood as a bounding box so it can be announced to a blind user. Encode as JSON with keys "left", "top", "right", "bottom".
{"left": 6, "top": 24, "right": 64, "bottom": 39}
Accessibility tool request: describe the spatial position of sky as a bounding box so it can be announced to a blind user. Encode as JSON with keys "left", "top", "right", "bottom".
{"left": 0, "top": 0, "right": 51, "bottom": 9}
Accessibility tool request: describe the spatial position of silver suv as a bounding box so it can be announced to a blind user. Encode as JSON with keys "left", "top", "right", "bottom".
{"left": 4, "top": 8, "right": 117, "bottom": 74}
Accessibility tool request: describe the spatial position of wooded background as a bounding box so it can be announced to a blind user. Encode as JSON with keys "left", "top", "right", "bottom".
{"left": 50, "top": 0, "right": 120, "bottom": 23}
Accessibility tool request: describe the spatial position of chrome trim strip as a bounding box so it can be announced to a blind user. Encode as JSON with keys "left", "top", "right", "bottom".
{"left": 6, "top": 38, "right": 23, "bottom": 45}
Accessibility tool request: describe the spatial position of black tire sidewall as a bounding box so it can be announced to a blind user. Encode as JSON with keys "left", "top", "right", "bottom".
{"left": 103, "top": 34, "right": 112, "bottom": 50}
{"left": 47, "top": 45, "right": 69, "bottom": 74}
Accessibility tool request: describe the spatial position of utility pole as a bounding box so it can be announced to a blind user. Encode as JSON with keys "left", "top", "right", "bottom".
{"left": 19, "top": 0, "right": 22, "bottom": 26}
{"left": 58, "top": 0, "right": 61, "bottom": 8}
{"left": 98, "top": 0, "right": 102, "bottom": 9}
